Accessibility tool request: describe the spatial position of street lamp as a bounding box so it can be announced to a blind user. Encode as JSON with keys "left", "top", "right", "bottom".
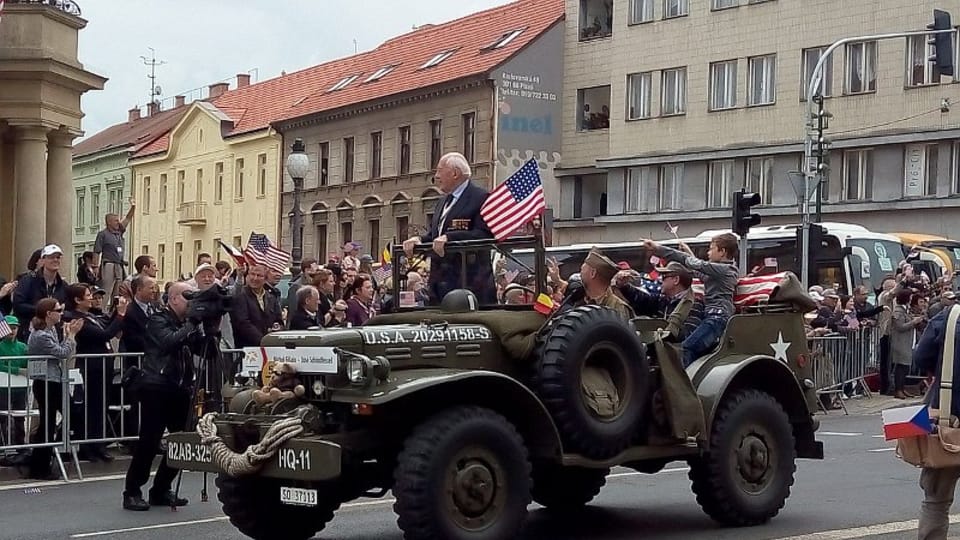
{"left": 285, "top": 138, "right": 309, "bottom": 277}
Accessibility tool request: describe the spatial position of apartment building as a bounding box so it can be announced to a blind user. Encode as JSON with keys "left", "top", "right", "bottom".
{"left": 557, "top": 0, "right": 960, "bottom": 243}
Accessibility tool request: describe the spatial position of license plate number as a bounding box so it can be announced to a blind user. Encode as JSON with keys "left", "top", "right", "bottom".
{"left": 280, "top": 486, "right": 317, "bottom": 507}
{"left": 166, "top": 440, "right": 212, "bottom": 464}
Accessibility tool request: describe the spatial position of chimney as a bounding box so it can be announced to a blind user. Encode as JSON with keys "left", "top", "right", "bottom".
{"left": 147, "top": 101, "right": 160, "bottom": 116}
{"left": 209, "top": 82, "right": 229, "bottom": 98}
{"left": 236, "top": 73, "right": 250, "bottom": 88}
{"left": 174, "top": 95, "right": 186, "bottom": 108}
{"left": 128, "top": 107, "right": 141, "bottom": 122}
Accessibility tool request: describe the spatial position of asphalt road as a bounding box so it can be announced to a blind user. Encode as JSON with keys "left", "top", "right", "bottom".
{"left": 0, "top": 412, "right": 953, "bottom": 540}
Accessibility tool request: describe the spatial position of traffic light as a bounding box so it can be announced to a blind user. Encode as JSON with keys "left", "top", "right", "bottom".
{"left": 794, "top": 223, "right": 831, "bottom": 274}
{"left": 929, "top": 9, "right": 955, "bottom": 77}
{"left": 732, "top": 189, "right": 761, "bottom": 237}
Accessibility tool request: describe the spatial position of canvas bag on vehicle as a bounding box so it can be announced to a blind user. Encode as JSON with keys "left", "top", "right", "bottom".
{"left": 897, "top": 304, "right": 960, "bottom": 468}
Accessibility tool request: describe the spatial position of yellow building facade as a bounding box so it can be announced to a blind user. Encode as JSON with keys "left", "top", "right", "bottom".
{"left": 129, "top": 102, "right": 281, "bottom": 282}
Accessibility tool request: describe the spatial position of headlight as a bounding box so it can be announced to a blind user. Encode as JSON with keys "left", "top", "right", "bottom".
{"left": 347, "top": 358, "right": 366, "bottom": 384}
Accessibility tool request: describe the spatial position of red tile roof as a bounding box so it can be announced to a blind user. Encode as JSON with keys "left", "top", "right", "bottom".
{"left": 73, "top": 105, "right": 188, "bottom": 159}
{"left": 129, "top": 0, "right": 562, "bottom": 157}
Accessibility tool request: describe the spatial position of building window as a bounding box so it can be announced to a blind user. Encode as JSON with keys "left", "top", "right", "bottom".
{"left": 193, "top": 240, "right": 202, "bottom": 265}
{"left": 395, "top": 215, "right": 409, "bottom": 241}
{"left": 142, "top": 245, "right": 149, "bottom": 255}
{"left": 578, "top": 86, "right": 611, "bottom": 129}
{"left": 904, "top": 143, "right": 939, "bottom": 197}
{"left": 398, "top": 126, "right": 411, "bottom": 175}
{"left": 842, "top": 149, "right": 873, "bottom": 200}
{"left": 713, "top": 0, "right": 738, "bottom": 8}
{"left": 195, "top": 168, "right": 204, "bottom": 202}
{"left": 159, "top": 174, "right": 167, "bottom": 212}
{"left": 659, "top": 164, "right": 684, "bottom": 210}
{"left": 368, "top": 219, "right": 380, "bottom": 256}
{"left": 175, "top": 242, "right": 183, "bottom": 279}
{"left": 108, "top": 187, "right": 120, "bottom": 214}
{"left": 487, "top": 29, "right": 524, "bottom": 49}
{"left": 257, "top": 153, "right": 267, "bottom": 196}
{"left": 801, "top": 47, "right": 833, "bottom": 100}
{"left": 709, "top": 60, "right": 738, "bottom": 111}
{"left": 845, "top": 41, "right": 877, "bottom": 94}
{"left": 365, "top": 65, "right": 396, "bottom": 82}
{"left": 75, "top": 189, "right": 85, "bottom": 228}
{"left": 664, "top": 0, "right": 688, "bottom": 18}
{"left": 661, "top": 68, "right": 686, "bottom": 116}
{"left": 626, "top": 72, "right": 652, "bottom": 119}
{"left": 707, "top": 160, "right": 736, "bottom": 208}
{"left": 214, "top": 162, "right": 224, "bottom": 203}
{"left": 746, "top": 157, "right": 774, "bottom": 204}
{"left": 90, "top": 187, "right": 100, "bottom": 225}
{"left": 906, "top": 34, "right": 945, "bottom": 87}
{"left": 579, "top": 0, "right": 613, "bottom": 41}
{"left": 319, "top": 142, "right": 329, "bottom": 186}
{"left": 143, "top": 177, "right": 151, "bottom": 213}
{"left": 462, "top": 113, "right": 476, "bottom": 164}
{"left": 340, "top": 221, "right": 353, "bottom": 246}
{"left": 234, "top": 158, "right": 244, "bottom": 199}
{"left": 157, "top": 244, "right": 166, "bottom": 280}
{"left": 315, "top": 224, "right": 328, "bottom": 261}
{"left": 422, "top": 50, "right": 456, "bottom": 69}
{"left": 629, "top": 0, "right": 654, "bottom": 23}
{"left": 429, "top": 120, "right": 443, "bottom": 168}
{"left": 329, "top": 75, "right": 359, "bottom": 92}
{"left": 370, "top": 132, "right": 383, "bottom": 179}
{"left": 748, "top": 54, "right": 776, "bottom": 106}
{"left": 625, "top": 166, "right": 657, "bottom": 213}
{"left": 343, "top": 137, "right": 355, "bottom": 183}
{"left": 176, "top": 170, "right": 185, "bottom": 205}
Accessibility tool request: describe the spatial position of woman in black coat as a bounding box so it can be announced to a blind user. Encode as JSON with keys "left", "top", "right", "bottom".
{"left": 63, "top": 283, "right": 127, "bottom": 462}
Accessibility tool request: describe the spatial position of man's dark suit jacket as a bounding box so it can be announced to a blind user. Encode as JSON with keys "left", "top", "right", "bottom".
{"left": 231, "top": 287, "right": 283, "bottom": 348}
{"left": 120, "top": 301, "right": 151, "bottom": 353}
{"left": 421, "top": 180, "right": 495, "bottom": 304}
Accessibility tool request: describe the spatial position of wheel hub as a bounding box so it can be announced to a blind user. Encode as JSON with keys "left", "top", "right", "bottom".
{"left": 444, "top": 448, "right": 506, "bottom": 531}
{"left": 452, "top": 461, "right": 495, "bottom": 515}
{"left": 737, "top": 434, "right": 770, "bottom": 485}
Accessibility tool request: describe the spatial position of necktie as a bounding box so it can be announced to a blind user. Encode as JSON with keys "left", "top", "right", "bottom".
{"left": 438, "top": 194, "right": 455, "bottom": 232}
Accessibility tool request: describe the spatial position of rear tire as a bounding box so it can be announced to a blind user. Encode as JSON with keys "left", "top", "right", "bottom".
{"left": 217, "top": 474, "right": 339, "bottom": 540}
{"left": 689, "top": 389, "right": 796, "bottom": 526}
{"left": 393, "top": 406, "right": 532, "bottom": 540}
{"left": 530, "top": 463, "right": 609, "bottom": 511}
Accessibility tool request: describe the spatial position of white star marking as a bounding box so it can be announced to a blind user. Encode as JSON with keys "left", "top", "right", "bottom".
{"left": 770, "top": 332, "right": 791, "bottom": 363}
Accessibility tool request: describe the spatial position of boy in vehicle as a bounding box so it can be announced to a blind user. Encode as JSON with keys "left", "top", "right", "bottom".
{"left": 642, "top": 233, "right": 739, "bottom": 367}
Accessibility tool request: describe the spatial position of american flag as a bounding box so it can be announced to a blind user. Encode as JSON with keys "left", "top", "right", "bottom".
{"left": 0, "top": 315, "right": 12, "bottom": 340}
{"left": 480, "top": 159, "right": 546, "bottom": 241}
{"left": 372, "top": 263, "right": 392, "bottom": 284}
{"left": 243, "top": 233, "right": 291, "bottom": 273}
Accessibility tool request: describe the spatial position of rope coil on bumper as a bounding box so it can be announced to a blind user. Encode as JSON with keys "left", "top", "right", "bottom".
{"left": 196, "top": 412, "right": 305, "bottom": 477}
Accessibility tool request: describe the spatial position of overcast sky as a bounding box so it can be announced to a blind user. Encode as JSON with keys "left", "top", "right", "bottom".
{"left": 77, "top": 0, "right": 513, "bottom": 139}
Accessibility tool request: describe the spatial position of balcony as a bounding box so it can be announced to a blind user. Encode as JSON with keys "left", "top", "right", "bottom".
{"left": 8, "top": 0, "right": 82, "bottom": 16}
{"left": 177, "top": 201, "right": 207, "bottom": 227}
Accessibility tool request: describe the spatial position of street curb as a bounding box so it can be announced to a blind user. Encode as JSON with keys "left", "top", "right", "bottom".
{"left": 0, "top": 452, "right": 131, "bottom": 485}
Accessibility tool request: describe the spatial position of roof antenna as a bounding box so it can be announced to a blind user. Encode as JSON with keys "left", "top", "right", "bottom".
{"left": 353, "top": 38, "right": 358, "bottom": 54}
{"left": 139, "top": 47, "right": 166, "bottom": 108}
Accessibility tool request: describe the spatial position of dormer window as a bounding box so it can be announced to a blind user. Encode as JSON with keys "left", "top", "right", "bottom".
{"left": 329, "top": 75, "right": 360, "bottom": 91}
{"left": 421, "top": 50, "right": 456, "bottom": 69}
{"left": 487, "top": 29, "right": 525, "bottom": 49}
{"left": 365, "top": 65, "right": 397, "bottom": 83}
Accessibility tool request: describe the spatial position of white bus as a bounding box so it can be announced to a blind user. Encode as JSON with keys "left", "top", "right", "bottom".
{"left": 504, "top": 223, "right": 906, "bottom": 299}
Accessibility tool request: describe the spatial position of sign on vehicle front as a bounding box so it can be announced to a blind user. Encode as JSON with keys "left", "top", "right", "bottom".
{"left": 280, "top": 486, "right": 318, "bottom": 507}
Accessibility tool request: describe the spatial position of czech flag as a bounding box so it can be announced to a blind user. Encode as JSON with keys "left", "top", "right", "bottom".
{"left": 534, "top": 293, "right": 554, "bottom": 315}
{"left": 881, "top": 405, "right": 933, "bottom": 441}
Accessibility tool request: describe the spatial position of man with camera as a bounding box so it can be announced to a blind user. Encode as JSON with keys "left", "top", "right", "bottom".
{"left": 122, "top": 281, "right": 206, "bottom": 511}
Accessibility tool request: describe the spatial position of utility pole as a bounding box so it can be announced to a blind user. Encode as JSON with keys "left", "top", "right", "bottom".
{"left": 800, "top": 10, "right": 955, "bottom": 288}
{"left": 140, "top": 47, "right": 166, "bottom": 107}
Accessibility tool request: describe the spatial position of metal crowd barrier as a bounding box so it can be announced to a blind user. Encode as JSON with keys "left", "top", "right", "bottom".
{"left": 808, "top": 326, "right": 880, "bottom": 415}
{"left": 1, "top": 347, "right": 249, "bottom": 482}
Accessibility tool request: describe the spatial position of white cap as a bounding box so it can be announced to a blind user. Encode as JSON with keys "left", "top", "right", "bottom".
{"left": 194, "top": 263, "right": 216, "bottom": 275}
{"left": 41, "top": 244, "right": 63, "bottom": 257}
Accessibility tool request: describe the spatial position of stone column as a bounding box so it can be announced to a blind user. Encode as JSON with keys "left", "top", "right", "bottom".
{"left": 47, "top": 131, "right": 76, "bottom": 276}
{"left": 14, "top": 126, "right": 49, "bottom": 269}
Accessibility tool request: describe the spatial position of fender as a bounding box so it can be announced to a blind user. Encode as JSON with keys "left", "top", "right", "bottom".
{"left": 336, "top": 368, "right": 563, "bottom": 460}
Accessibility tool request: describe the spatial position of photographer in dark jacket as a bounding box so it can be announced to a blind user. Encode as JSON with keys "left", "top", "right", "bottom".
{"left": 122, "top": 282, "right": 203, "bottom": 511}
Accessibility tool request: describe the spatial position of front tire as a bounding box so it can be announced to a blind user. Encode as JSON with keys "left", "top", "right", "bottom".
{"left": 530, "top": 463, "right": 609, "bottom": 511}
{"left": 393, "top": 406, "right": 532, "bottom": 540}
{"left": 216, "top": 475, "right": 340, "bottom": 540}
{"left": 689, "top": 389, "right": 796, "bottom": 526}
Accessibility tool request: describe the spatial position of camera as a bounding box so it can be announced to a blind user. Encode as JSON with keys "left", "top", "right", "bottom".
{"left": 183, "top": 283, "right": 233, "bottom": 324}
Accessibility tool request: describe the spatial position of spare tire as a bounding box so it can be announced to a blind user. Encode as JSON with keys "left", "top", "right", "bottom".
{"left": 531, "top": 305, "right": 649, "bottom": 459}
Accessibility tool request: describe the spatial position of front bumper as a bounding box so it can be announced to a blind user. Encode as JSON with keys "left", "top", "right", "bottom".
{"left": 165, "top": 431, "right": 343, "bottom": 481}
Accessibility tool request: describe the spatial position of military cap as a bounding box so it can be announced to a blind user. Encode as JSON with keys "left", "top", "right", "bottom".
{"left": 655, "top": 261, "right": 690, "bottom": 278}
{"left": 585, "top": 249, "right": 618, "bottom": 282}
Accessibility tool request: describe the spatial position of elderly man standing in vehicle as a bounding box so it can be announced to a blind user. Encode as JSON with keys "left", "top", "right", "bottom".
{"left": 574, "top": 249, "right": 634, "bottom": 320}
{"left": 94, "top": 198, "right": 136, "bottom": 306}
{"left": 402, "top": 152, "right": 494, "bottom": 304}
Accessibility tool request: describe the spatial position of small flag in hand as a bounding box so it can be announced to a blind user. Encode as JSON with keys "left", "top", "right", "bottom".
{"left": 0, "top": 316, "right": 12, "bottom": 340}
{"left": 664, "top": 222, "right": 679, "bottom": 237}
{"left": 218, "top": 239, "right": 247, "bottom": 269}
{"left": 243, "top": 233, "right": 291, "bottom": 274}
{"left": 372, "top": 263, "right": 392, "bottom": 284}
{"left": 481, "top": 159, "right": 546, "bottom": 241}
{"left": 534, "top": 293, "right": 554, "bottom": 315}
{"left": 648, "top": 255, "right": 662, "bottom": 281}
{"left": 882, "top": 405, "right": 933, "bottom": 440}
{"left": 381, "top": 242, "right": 393, "bottom": 266}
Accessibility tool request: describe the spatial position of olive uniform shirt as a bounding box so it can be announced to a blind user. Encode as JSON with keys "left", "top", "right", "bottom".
{"left": 577, "top": 288, "right": 635, "bottom": 320}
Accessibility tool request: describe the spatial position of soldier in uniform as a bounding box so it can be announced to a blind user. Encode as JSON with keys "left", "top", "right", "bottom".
{"left": 575, "top": 249, "right": 635, "bottom": 320}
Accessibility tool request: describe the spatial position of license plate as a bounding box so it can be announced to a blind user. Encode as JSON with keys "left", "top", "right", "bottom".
{"left": 280, "top": 486, "right": 317, "bottom": 507}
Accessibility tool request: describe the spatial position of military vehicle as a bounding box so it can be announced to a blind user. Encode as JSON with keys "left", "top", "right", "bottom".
{"left": 165, "top": 235, "right": 823, "bottom": 540}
